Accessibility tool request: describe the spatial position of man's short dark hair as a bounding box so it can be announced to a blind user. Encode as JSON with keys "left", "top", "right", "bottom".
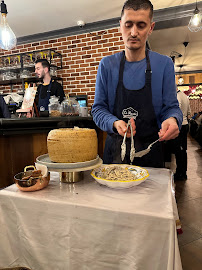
{"left": 121, "top": 0, "right": 153, "bottom": 20}
{"left": 35, "top": 59, "right": 50, "bottom": 71}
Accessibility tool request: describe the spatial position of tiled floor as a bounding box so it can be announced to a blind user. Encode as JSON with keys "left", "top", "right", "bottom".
{"left": 175, "top": 135, "right": 202, "bottom": 270}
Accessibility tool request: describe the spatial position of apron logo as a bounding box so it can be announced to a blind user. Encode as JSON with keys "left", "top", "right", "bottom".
{"left": 122, "top": 107, "right": 138, "bottom": 119}
{"left": 40, "top": 106, "right": 45, "bottom": 112}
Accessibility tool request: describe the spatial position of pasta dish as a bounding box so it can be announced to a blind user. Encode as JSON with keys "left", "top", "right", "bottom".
{"left": 96, "top": 165, "right": 138, "bottom": 181}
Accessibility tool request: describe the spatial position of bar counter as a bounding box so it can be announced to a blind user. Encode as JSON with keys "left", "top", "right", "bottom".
{"left": 0, "top": 116, "right": 106, "bottom": 188}
{"left": 0, "top": 116, "right": 96, "bottom": 135}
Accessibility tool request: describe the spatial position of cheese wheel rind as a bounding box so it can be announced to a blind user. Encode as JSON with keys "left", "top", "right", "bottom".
{"left": 47, "top": 128, "right": 98, "bottom": 163}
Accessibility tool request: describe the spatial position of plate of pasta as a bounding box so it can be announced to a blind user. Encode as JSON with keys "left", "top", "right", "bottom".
{"left": 91, "top": 164, "right": 149, "bottom": 189}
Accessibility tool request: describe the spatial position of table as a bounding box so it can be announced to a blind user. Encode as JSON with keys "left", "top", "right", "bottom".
{"left": 0, "top": 168, "right": 182, "bottom": 270}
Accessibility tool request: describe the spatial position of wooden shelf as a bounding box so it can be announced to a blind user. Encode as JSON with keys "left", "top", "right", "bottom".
{"left": 0, "top": 49, "right": 63, "bottom": 91}
{"left": 0, "top": 76, "right": 62, "bottom": 86}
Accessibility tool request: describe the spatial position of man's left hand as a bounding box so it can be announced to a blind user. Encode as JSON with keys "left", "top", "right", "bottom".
{"left": 158, "top": 117, "right": 179, "bottom": 141}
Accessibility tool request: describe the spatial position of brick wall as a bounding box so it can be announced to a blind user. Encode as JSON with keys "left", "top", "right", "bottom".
{"left": 0, "top": 27, "right": 124, "bottom": 109}
{"left": 1, "top": 29, "right": 201, "bottom": 112}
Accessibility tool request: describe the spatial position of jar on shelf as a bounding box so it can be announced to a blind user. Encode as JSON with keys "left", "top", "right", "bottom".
{"left": 60, "top": 97, "right": 80, "bottom": 116}
{"left": 20, "top": 69, "right": 31, "bottom": 78}
{"left": 50, "top": 66, "right": 57, "bottom": 77}
{"left": 48, "top": 96, "right": 61, "bottom": 117}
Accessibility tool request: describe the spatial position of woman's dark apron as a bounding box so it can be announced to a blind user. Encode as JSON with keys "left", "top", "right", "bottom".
{"left": 103, "top": 50, "right": 164, "bottom": 168}
{"left": 38, "top": 80, "right": 52, "bottom": 112}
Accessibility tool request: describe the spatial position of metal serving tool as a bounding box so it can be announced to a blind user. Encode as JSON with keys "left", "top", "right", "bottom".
{"left": 121, "top": 120, "right": 136, "bottom": 163}
{"left": 133, "top": 137, "right": 162, "bottom": 158}
{"left": 121, "top": 120, "right": 130, "bottom": 161}
{"left": 130, "top": 122, "right": 136, "bottom": 163}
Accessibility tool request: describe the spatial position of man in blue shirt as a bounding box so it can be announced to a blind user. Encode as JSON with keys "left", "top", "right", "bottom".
{"left": 92, "top": 0, "right": 183, "bottom": 167}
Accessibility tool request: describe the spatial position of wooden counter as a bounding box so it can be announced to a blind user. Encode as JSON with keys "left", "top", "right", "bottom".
{"left": 0, "top": 117, "right": 106, "bottom": 188}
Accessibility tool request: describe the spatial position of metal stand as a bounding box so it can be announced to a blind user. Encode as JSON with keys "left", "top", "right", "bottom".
{"left": 36, "top": 154, "right": 103, "bottom": 183}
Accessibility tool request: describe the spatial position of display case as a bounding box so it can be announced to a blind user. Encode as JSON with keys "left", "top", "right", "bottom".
{"left": 0, "top": 49, "right": 63, "bottom": 92}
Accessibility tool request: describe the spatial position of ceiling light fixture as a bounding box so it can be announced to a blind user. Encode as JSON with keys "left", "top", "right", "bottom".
{"left": 0, "top": 0, "right": 16, "bottom": 50}
{"left": 178, "top": 76, "right": 184, "bottom": 85}
{"left": 178, "top": 64, "right": 184, "bottom": 85}
{"left": 188, "top": 0, "right": 202, "bottom": 32}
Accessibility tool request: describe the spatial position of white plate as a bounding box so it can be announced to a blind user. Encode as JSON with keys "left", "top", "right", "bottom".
{"left": 36, "top": 154, "right": 100, "bottom": 169}
{"left": 91, "top": 164, "right": 149, "bottom": 189}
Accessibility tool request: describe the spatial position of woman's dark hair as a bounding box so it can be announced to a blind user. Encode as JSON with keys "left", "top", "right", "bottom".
{"left": 121, "top": 0, "right": 153, "bottom": 20}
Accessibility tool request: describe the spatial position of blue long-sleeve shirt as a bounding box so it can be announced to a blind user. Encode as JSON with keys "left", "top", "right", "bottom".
{"left": 92, "top": 50, "right": 183, "bottom": 134}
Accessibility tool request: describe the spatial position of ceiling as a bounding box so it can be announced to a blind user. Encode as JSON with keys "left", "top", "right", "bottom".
{"left": 3, "top": 0, "right": 202, "bottom": 74}
{"left": 148, "top": 25, "right": 202, "bottom": 73}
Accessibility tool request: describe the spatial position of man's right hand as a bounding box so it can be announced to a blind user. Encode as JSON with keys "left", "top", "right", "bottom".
{"left": 113, "top": 118, "right": 136, "bottom": 137}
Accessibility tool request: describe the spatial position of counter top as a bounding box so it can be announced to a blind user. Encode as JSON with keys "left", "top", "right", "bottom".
{"left": 0, "top": 116, "right": 96, "bottom": 135}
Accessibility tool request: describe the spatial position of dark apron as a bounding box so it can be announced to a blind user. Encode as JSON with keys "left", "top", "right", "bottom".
{"left": 38, "top": 80, "right": 52, "bottom": 112}
{"left": 103, "top": 50, "right": 164, "bottom": 168}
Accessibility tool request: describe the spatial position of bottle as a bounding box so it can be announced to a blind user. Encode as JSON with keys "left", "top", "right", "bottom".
{"left": 24, "top": 82, "right": 29, "bottom": 89}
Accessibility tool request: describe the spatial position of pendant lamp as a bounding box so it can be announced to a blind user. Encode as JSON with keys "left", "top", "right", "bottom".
{"left": 178, "top": 76, "right": 184, "bottom": 85}
{"left": 178, "top": 65, "right": 184, "bottom": 85}
{"left": 188, "top": 0, "right": 202, "bottom": 32}
{"left": 0, "top": 0, "right": 17, "bottom": 50}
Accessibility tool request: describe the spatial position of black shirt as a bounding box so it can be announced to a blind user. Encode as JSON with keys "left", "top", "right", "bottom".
{"left": 36, "top": 80, "right": 65, "bottom": 103}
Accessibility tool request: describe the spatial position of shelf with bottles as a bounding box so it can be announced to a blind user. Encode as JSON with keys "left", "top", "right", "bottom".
{"left": 0, "top": 49, "right": 62, "bottom": 81}
{"left": 23, "top": 49, "right": 62, "bottom": 71}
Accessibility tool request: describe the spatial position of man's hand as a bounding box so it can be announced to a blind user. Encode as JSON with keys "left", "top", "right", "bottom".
{"left": 113, "top": 118, "right": 136, "bottom": 137}
{"left": 158, "top": 117, "right": 179, "bottom": 141}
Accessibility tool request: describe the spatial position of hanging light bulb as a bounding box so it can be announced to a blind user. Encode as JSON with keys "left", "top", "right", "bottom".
{"left": 0, "top": 0, "right": 17, "bottom": 50}
{"left": 188, "top": 0, "right": 202, "bottom": 32}
{"left": 177, "top": 64, "right": 184, "bottom": 85}
{"left": 178, "top": 76, "right": 184, "bottom": 85}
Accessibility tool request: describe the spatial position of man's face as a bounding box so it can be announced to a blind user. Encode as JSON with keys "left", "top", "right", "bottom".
{"left": 120, "top": 8, "right": 155, "bottom": 52}
{"left": 35, "top": 62, "right": 46, "bottom": 79}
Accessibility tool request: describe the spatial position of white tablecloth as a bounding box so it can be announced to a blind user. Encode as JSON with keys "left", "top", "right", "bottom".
{"left": 0, "top": 168, "right": 182, "bottom": 270}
